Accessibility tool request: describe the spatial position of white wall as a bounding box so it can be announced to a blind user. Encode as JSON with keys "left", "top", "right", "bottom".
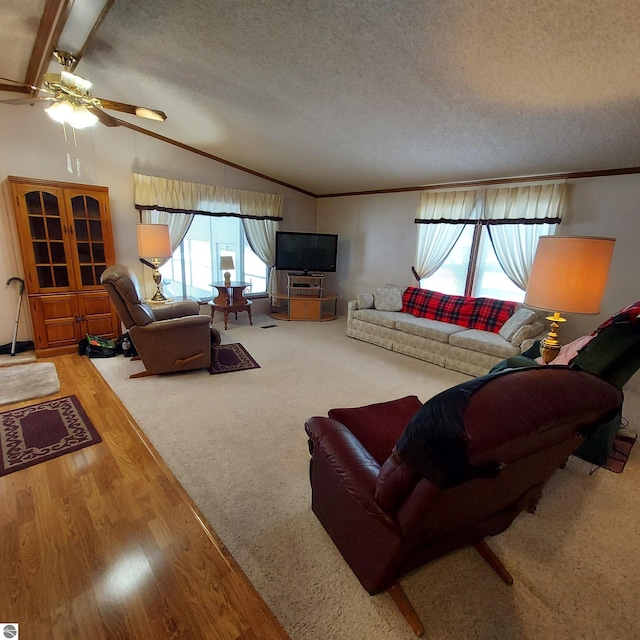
{"left": 318, "top": 176, "right": 640, "bottom": 390}
{"left": 317, "top": 176, "right": 640, "bottom": 335}
{"left": 0, "top": 107, "right": 316, "bottom": 345}
{"left": 561, "top": 176, "right": 640, "bottom": 337}
{"left": 316, "top": 191, "right": 421, "bottom": 313}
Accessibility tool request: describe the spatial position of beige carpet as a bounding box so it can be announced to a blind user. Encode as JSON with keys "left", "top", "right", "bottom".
{"left": 92, "top": 316, "right": 640, "bottom": 640}
{"left": 0, "top": 361, "right": 60, "bottom": 406}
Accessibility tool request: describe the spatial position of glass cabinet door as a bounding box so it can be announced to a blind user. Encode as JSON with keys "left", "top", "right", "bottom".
{"left": 19, "top": 186, "right": 73, "bottom": 292}
{"left": 68, "top": 192, "right": 110, "bottom": 288}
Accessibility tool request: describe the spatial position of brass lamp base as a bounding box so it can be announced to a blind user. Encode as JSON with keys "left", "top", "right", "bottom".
{"left": 539, "top": 312, "right": 567, "bottom": 364}
{"left": 150, "top": 260, "right": 167, "bottom": 301}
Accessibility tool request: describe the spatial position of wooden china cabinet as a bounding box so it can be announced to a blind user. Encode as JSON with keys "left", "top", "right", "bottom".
{"left": 8, "top": 176, "right": 120, "bottom": 355}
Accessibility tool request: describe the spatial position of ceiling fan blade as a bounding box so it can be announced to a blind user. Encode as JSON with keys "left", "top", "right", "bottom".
{"left": 87, "top": 106, "right": 120, "bottom": 128}
{"left": 0, "top": 76, "right": 43, "bottom": 93}
{"left": 96, "top": 98, "right": 167, "bottom": 122}
{"left": 0, "top": 96, "right": 55, "bottom": 107}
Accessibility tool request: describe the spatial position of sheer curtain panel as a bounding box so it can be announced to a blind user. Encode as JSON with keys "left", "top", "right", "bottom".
{"left": 484, "top": 182, "right": 566, "bottom": 290}
{"left": 414, "top": 189, "right": 478, "bottom": 279}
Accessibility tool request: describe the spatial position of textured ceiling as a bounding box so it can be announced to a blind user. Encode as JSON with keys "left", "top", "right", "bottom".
{"left": 2, "top": 0, "right": 640, "bottom": 195}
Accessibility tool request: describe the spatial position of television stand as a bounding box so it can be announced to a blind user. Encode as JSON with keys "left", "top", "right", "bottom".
{"left": 270, "top": 273, "right": 337, "bottom": 321}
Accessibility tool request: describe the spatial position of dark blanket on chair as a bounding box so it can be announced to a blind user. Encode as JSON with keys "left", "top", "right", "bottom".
{"left": 396, "top": 371, "right": 505, "bottom": 488}
{"left": 395, "top": 367, "right": 623, "bottom": 488}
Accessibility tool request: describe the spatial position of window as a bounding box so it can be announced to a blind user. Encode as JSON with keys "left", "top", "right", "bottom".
{"left": 416, "top": 183, "right": 566, "bottom": 303}
{"left": 421, "top": 224, "right": 525, "bottom": 302}
{"left": 160, "top": 215, "right": 268, "bottom": 300}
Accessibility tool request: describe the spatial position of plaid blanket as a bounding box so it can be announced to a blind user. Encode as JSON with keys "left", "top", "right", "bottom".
{"left": 401, "top": 287, "right": 516, "bottom": 334}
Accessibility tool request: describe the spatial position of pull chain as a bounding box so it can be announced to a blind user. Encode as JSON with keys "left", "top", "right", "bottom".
{"left": 63, "top": 123, "right": 73, "bottom": 173}
{"left": 62, "top": 123, "right": 82, "bottom": 176}
{"left": 72, "top": 127, "right": 82, "bottom": 177}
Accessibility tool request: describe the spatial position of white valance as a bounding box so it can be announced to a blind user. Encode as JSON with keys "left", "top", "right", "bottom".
{"left": 415, "top": 181, "right": 566, "bottom": 224}
{"left": 483, "top": 182, "right": 566, "bottom": 223}
{"left": 415, "top": 188, "right": 479, "bottom": 223}
{"left": 133, "top": 173, "right": 283, "bottom": 220}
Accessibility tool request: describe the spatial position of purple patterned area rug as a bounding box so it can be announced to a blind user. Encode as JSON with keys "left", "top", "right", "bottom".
{"left": 209, "top": 343, "right": 260, "bottom": 375}
{"left": 0, "top": 395, "right": 102, "bottom": 477}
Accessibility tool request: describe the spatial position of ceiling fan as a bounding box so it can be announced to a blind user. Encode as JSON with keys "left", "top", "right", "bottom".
{"left": 0, "top": 50, "right": 167, "bottom": 129}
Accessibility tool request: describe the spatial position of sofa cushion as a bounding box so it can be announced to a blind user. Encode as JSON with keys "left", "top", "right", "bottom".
{"left": 329, "top": 395, "right": 423, "bottom": 465}
{"left": 510, "top": 321, "right": 544, "bottom": 347}
{"left": 449, "top": 329, "right": 520, "bottom": 358}
{"left": 357, "top": 293, "right": 374, "bottom": 309}
{"left": 353, "top": 308, "right": 413, "bottom": 329}
{"left": 395, "top": 317, "right": 467, "bottom": 343}
{"left": 374, "top": 284, "right": 404, "bottom": 311}
{"left": 402, "top": 287, "right": 516, "bottom": 333}
{"left": 498, "top": 307, "right": 539, "bottom": 342}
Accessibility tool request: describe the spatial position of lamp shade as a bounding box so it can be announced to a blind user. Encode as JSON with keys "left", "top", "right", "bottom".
{"left": 220, "top": 256, "right": 235, "bottom": 271}
{"left": 137, "top": 224, "right": 172, "bottom": 259}
{"left": 524, "top": 236, "right": 615, "bottom": 314}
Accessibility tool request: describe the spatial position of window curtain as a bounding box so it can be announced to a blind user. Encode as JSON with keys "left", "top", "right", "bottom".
{"left": 138, "top": 208, "right": 194, "bottom": 266}
{"left": 242, "top": 218, "right": 279, "bottom": 295}
{"left": 414, "top": 189, "right": 478, "bottom": 279}
{"left": 484, "top": 182, "right": 566, "bottom": 290}
{"left": 133, "top": 173, "right": 283, "bottom": 270}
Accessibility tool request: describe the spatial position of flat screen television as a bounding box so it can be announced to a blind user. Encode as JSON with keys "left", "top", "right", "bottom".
{"left": 275, "top": 231, "right": 338, "bottom": 274}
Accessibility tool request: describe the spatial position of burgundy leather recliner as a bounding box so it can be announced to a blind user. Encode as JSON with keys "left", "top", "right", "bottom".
{"left": 305, "top": 367, "right": 623, "bottom": 636}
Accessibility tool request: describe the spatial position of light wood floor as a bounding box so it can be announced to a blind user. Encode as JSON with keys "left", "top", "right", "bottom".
{"left": 0, "top": 353, "right": 290, "bottom": 640}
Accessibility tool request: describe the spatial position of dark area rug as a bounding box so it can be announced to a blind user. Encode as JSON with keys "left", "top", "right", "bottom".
{"left": 0, "top": 395, "right": 102, "bottom": 477}
{"left": 209, "top": 343, "right": 260, "bottom": 375}
{"left": 601, "top": 434, "right": 637, "bottom": 473}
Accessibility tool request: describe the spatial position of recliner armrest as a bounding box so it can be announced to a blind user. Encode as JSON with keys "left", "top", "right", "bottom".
{"left": 135, "top": 314, "right": 211, "bottom": 332}
{"left": 305, "top": 416, "right": 403, "bottom": 595}
{"left": 305, "top": 417, "right": 394, "bottom": 520}
{"left": 152, "top": 300, "right": 201, "bottom": 320}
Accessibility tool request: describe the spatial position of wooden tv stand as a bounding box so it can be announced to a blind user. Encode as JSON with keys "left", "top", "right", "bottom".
{"left": 270, "top": 273, "right": 337, "bottom": 321}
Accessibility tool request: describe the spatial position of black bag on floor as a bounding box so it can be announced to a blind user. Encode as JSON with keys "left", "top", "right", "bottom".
{"left": 82, "top": 334, "right": 117, "bottom": 358}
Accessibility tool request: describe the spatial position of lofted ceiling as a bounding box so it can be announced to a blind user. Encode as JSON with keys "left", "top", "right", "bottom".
{"left": 1, "top": 0, "right": 640, "bottom": 196}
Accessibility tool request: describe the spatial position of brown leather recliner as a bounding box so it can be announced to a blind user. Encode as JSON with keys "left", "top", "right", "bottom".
{"left": 305, "top": 367, "right": 623, "bottom": 636}
{"left": 101, "top": 264, "right": 219, "bottom": 377}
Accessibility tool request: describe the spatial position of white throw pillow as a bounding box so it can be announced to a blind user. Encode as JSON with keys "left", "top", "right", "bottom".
{"left": 510, "top": 321, "right": 544, "bottom": 347}
{"left": 374, "top": 284, "right": 403, "bottom": 312}
{"left": 499, "top": 307, "right": 539, "bottom": 342}
{"left": 357, "top": 293, "right": 374, "bottom": 309}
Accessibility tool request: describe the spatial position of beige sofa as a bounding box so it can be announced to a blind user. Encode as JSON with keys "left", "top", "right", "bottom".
{"left": 346, "top": 286, "right": 546, "bottom": 377}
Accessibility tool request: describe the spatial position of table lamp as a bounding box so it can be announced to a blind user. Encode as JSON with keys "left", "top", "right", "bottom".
{"left": 524, "top": 235, "right": 615, "bottom": 363}
{"left": 220, "top": 256, "right": 235, "bottom": 286}
{"left": 137, "top": 224, "right": 172, "bottom": 301}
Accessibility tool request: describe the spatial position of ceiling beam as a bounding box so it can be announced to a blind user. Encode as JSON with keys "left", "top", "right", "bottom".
{"left": 68, "top": 0, "right": 115, "bottom": 71}
{"left": 24, "top": 0, "right": 74, "bottom": 91}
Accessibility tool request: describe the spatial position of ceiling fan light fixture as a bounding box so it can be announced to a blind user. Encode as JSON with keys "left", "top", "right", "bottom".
{"left": 45, "top": 99, "right": 98, "bottom": 129}
{"left": 45, "top": 100, "right": 74, "bottom": 124}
